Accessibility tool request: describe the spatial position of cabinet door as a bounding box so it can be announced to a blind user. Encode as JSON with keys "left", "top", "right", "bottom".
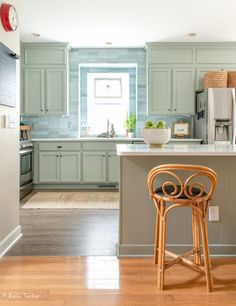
{"left": 108, "top": 153, "right": 119, "bottom": 183}
{"left": 39, "top": 152, "right": 60, "bottom": 183}
{"left": 82, "top": 152, "right": 106, "bottom": 183}
{"left": 173, "top": 69, "right": 195, "bottom": 114}
{"left": 45, "top": 69, "right": 67, "bottom": 115}
{"left": 148, "top": 68, "right": 171, "bottom": 115}
{"left": 60, "top": 152, "right": 81, "bottom": 182}
{"left": 23, "top": 69, "right": 45, "bottom": 114}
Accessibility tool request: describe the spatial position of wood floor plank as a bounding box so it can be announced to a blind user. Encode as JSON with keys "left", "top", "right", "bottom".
{"left": 0, "top": 257, "right": 235, "bottom": 305}
{"left": 5, "top": 209, "right": 118, "bottom": 256}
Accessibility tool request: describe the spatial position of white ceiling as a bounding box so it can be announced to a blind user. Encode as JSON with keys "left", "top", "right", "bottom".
{"left": 20, "top": 0, "right": 236, "bottom": 48}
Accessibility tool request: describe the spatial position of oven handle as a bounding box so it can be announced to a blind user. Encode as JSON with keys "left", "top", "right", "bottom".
{"left": 20, "top": 148, "right": 33, "bottom": 155}
{"left": 20, "top": 179, "right": 33, "bottom": 190}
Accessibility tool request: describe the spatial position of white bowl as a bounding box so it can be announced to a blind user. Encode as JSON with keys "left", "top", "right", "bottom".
{"left": 143, "top": 128, "right": 171, "bottom": 146}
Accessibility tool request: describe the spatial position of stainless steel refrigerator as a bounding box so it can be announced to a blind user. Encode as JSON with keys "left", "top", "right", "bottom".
{"left": 195, "top": 88, "right": 236, "bottom": 144}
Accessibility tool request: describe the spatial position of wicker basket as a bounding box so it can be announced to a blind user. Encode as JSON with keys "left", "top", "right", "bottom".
{"left": 227, "top": 71, "right": 236, "bottom": 87}
{"left": 203, "top": 71, "right": 227, "bottom": 89}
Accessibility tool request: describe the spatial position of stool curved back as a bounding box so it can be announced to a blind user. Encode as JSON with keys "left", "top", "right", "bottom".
{"left": 148, "top": 164, "right": 217, "bottom": 203}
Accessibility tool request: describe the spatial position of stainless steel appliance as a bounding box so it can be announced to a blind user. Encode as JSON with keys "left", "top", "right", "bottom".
{"left": 20, "top": 140, "right": 33, "bottom": 200}
{"left": 195, "top": 88, "right": 236, "bottom": 144}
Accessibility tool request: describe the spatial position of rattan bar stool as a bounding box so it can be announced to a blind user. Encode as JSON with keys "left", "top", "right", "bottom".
{"left": 147, "top": 164, "right": 217, "bottom": 292}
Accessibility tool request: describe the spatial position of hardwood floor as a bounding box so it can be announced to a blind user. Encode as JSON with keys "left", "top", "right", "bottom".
{"left": 0, "top": 257, "right": 235, "bottom": 305}
{"left": 5, "top": 209, "right": 118, "bottom": 256}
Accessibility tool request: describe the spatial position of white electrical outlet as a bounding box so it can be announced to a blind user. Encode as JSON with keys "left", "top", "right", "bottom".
{"left": 209, "top": 206, "right": 220, "bottom": 221}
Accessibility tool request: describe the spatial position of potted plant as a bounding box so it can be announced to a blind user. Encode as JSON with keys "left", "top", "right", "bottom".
{"left": 125, "top": 113, "right": 136, "bottom": 138}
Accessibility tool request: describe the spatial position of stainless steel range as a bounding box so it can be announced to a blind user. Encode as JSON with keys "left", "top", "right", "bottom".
{"left": 20, "top": 140, "right": 33, "bottom": 200}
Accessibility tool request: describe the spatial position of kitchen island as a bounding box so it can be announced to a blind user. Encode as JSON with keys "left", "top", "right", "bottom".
{"left": 116, "top": 144, "right": 236, "bottom": 257}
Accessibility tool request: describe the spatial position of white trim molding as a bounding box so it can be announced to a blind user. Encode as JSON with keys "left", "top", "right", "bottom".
{"left": 0, "top": 226, "right": 22, "bottom": 257}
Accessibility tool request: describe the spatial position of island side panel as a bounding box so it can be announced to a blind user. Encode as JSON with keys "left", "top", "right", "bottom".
{"left": 118, "top": 156, "right": 236, "bottom": 257}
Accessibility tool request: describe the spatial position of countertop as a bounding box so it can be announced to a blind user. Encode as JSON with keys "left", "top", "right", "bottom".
{"left": 116, "top": 144, "right": 236, "bottom": 156}
{"left": 31, "top": 137, "right": 202, "bottom": 142}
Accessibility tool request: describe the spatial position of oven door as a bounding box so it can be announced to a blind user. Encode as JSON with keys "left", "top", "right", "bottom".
{"left": 20, "top": 148, "right": 33, "bottom": 186}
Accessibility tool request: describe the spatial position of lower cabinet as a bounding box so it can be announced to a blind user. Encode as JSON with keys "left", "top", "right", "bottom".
{"left": 82, "top": 152, "right": 106, "bottom": 183}
{"left": 108, "top": 153, "right": 119, "bottom": 183}
{"left": 82, "top": 151, "right": 119, "bottom": 183}
{"left": 39, "top": 151, "right": 81, "bottom": 183}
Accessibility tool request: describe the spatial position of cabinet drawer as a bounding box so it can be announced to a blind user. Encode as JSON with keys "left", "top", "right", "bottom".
{"left": 38, "top": 142, "right": 81, "bottom": 151}
{"left": 24, "top": 47, "right": 67, "bottom": 65}
{"left": 82, "top": 142, "right": 116, "bottom": 151}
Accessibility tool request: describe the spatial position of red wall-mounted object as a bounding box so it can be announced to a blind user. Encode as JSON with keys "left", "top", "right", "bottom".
{"left": 0, "top": 3, "right": 18, "bottom": 32}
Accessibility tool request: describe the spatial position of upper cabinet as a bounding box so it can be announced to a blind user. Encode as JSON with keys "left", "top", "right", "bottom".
{"left": 21, "top": 43, "right": 69, "bottom": 115}
{"left": 146, "top": 43, "right": 236, "bottom": 115}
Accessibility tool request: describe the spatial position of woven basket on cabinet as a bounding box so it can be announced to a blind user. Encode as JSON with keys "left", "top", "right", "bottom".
{"left": 227, "top": 72, "right": 236, "bottom": 87}
{"left": 203, "top": 71, "right": 227, "bottom": 89}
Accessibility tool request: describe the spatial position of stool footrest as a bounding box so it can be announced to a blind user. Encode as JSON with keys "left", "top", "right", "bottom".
{"left": 164, "top": 249, "right": 205, "bottom": 273}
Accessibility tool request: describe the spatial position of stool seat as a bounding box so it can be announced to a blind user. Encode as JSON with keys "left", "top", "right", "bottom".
{"left": 155, "top": 185, "right": 207, "bottom": 199}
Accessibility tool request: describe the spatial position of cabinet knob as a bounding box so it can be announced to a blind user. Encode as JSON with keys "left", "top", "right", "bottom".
{"left": 103, "top": 155, "right": 106, "bottom": 157}
{"left": 168, "top": 108, "right": 171, "bottom": 111}
{"left": 41, "top": 109, "right": 43, "bottom": 112}
{"left": 174, "top": 108, "right": 176, "bottom": 111}
{"left": 57, "top": 155, "right": 59, "bottom": 157}
{"left": 46, "top": 109, "right": 49, "bottom": 112}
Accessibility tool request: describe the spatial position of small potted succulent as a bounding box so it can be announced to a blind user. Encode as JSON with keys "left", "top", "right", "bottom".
{"left": 143, "top": 120, "right": 171, "bottom": 146}
{"left": 125, "top": 113, "right": 136, "bottom": 138}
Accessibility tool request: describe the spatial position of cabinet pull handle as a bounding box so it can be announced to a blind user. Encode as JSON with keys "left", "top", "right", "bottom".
{"left": 57, "top": 146, "right": 62, "bottom": 149}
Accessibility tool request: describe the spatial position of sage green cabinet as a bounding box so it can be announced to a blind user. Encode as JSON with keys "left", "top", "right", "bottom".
{"left": 21, "top": 43, "right": 68, "bottom": 115}
{"left": 23, "top": 68, "right": 67, "bottom": 115}
{"left": 39, "top": 152, "right": 60, "bottom": 183}
{"left": 108, "top": 153, "right": 119, "bottom": 183}
{"left": 148, "top": 68, "right": 195, "bottom": 115}
{"left": 39, "top": 151, "right": 81, "bottom": 183}
{"left": 173, "top": 69, "right": 195, "bottom": 114}
{"left": 82, "top": 152, "right": 106, "bottom": 183}
{"left": 24, "top": 69, "right": 45, "bottom": 114}
{"left": 60, "top": 152, "right": 81, "bottom": 182}
{"left": 46, "top": 69, "right": 67, "bottom": 114}
{"left": 148, "top": 68, "right": 171, "bottom": 114}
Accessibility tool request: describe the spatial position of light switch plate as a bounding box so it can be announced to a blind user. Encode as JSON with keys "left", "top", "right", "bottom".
{"left": 4, "top": 115, "right": 16, "bottom": 129}
{"left": 209, "top": 206, "right": 220, "bottom": 221}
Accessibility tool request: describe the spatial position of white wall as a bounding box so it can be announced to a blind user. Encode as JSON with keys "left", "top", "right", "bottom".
{"left": 0, "top": 0, "right": 21, "bottom": 255}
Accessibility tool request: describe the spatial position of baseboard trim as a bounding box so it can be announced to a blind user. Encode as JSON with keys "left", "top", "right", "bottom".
{"left": 118, "top": 244, "right": 236, "bottom": 258}
{"left": 33, "top": 183, "right": 119, "bottom": 190}
{"left": 0, "top": 226, "right": 22, "bottom": 257}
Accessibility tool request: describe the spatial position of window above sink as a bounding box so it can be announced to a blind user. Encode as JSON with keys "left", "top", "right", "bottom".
{"left": 79, "top": 64, "right": 137, "bottom": 137}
